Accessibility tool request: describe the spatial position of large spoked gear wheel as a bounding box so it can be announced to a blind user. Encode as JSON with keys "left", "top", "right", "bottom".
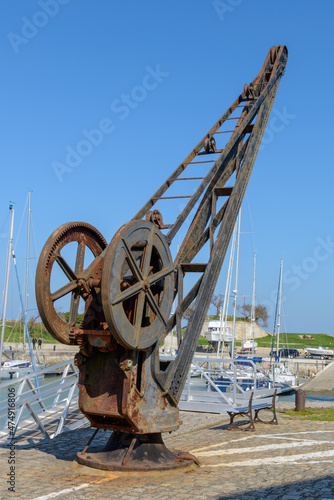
{"left": 101, "top": 220, "right": 174, "bottom": 350}
{"left": 35, "top": 222, "right": 107, "bottom": 344}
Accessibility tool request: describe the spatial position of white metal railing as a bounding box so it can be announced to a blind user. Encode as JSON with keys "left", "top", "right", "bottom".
{"left": 0, "top": 356, "right": 278, "bottom": 443}
{"left": 180, "top": 357, "right": 276, "bottom": 413}
{"left": 0, "top": 360, "right": 87, "bottom": 444}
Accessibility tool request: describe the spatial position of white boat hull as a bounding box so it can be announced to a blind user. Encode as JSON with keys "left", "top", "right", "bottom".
{"left": 269, "top": 373, "right": 296, "bottom": 386}
{"left": 205, "top": 321, "right": 233, "bottom": 344}
{"left": 304, "top": 346, "right": 334, "bottom": 358}
{"left": 1, "top": 361, "right": 45, "bottom": 380}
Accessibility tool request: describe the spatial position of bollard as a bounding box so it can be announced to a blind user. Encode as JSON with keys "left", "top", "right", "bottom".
{"left": 295, "top": 389, "right": 305, "bottom": 411}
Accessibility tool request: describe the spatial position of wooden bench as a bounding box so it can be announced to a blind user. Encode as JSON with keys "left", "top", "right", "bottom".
{"left": 227, "top": 390, "right": 278, "bottom": 431}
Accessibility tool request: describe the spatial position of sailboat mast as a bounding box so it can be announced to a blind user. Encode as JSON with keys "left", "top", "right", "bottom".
{"left": 251, "top": 252, "right": 256, "bottom": 358}
{"left": 231, "top": 210, "right": 241, "bottom": 359}
{"left": 276, "top": 257, "right": 283, "bottom": 353}
{"left": 217, "top": 222, "right": 237, "bottom": 356}
{"left": 24, "top": 190, "right": 32, "bottom": 351}
{"left": 12, "top": 249, "right": 40, "bottom": 389}
{"left": 0, "top": 204, "right": 15, "bottom": 371}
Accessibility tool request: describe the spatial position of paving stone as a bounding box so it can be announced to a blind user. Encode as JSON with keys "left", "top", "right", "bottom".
{"left": 1, "top": 408, "right": 334, "bottom": 499}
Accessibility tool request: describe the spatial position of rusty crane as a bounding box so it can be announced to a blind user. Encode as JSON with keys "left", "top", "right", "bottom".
{"left": 36, "top": 45, "right": 288, "bottom": 471}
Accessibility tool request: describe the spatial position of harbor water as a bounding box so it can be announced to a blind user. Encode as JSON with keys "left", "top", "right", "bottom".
{"left": 0, "top": 373, "right": 77, "bottom": 429}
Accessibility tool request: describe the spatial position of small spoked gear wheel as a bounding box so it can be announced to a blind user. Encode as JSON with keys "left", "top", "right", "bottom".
{"left": 35, "top": 222, "right": 107, "bottom": 344}
{"left": 101, "top": 220, "right": 174, "bottom": 350}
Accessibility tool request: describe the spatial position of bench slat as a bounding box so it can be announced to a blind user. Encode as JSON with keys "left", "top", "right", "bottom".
{"left": 227, "top": 390, "right": 278, "bottom": 431}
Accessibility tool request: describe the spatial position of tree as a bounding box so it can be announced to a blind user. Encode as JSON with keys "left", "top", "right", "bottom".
{"left": 211, "top": 294, "right": 224, "bottom": 317}
{"left": 237, "top": 304, "right": 251, "bottom": 321}
{"left": 27, "top": 314, "right": 40, "bottom": 333}
{"left": 254, "top": 304, "right": 268, "bottom": 327}
{"left": 237, "top": 303, "right": 268, "bottom": 327}
{"left": 64, "top": 312, "right": 84, "bottom": 324}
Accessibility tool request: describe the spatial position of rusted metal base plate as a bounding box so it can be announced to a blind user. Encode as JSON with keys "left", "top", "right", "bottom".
{"left": 77, "top": 431, "right": 196, "bottom": 471}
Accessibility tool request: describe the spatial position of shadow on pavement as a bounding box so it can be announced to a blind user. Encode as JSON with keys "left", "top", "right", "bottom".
{"left": 211, "top": 420, "right": 251, "bottom": 431}
{"left": 217, "top": 475, "right": 334, "bottom": 500}
{"left": 29, "top": 427, "right": 112, "bottom": 461}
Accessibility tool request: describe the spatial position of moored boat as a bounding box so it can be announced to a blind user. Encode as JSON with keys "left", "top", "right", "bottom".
{"left": 204, "top": 320, "right": 232, "bottom": 348}
{"left": 240, "top": 339, "right": 258, "bottom": 353}
{"left": 1, "top": 359, "right": 45, "bottom": 379}
{"left": 304, "top": 345, "right": 334, "bottom": 359}
{"left": 268, "top": 364, "right": 297, "bottom": 386}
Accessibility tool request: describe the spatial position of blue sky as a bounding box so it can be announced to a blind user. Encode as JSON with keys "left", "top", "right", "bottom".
{"left": 0, "top": 0, "right": 334, "bottom": 335}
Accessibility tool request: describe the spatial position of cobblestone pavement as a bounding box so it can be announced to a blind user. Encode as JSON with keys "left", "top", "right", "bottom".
{"left": 1, "top": 407, "right": 334, "bottom": 500}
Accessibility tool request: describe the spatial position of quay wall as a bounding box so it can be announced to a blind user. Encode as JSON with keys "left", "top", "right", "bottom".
{"left": 3, "top": 342, "right": 330, "bottom": 377}
{"left": 3, "top": 342, "right": 77, "bottom": 365}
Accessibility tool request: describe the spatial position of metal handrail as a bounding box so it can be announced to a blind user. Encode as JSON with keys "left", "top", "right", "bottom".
{"left": 0, "top": 356, "right": 274, "bottom": 441}
{"left": 0, "top": 359, "right": 77, "bottom": 387}
{"left": 0, "top": 359, "right": 83, "bottom": 444}
{"left": 180, "top": 357, "right": 275, "bottom": 412}
{"left": 0, "top": 377, "right": 77, "bottom": 413}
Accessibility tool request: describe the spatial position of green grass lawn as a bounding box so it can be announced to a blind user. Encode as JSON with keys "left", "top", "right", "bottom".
{"left": 2, "top": 322, "right": 59, "bottom": 344}
{"left": 256, "top": 333, "right": 334, "bottom": 350}
{"left": 3, "top": 318, "right": 333, "bottom": 350}
{"left": 284, "top": 409, "right": 334, "bottom": 421}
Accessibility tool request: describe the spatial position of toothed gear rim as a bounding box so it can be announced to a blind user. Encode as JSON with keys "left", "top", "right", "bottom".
{"left": 35, "top": 222, "right": 107, "bottom": 344}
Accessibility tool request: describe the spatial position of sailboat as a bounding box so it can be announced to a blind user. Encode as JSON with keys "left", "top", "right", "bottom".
{"left": 209, "top": 212, "right": 267, "bottom": 389}
{"left": 1, "top": 359, "right": 44, "bottom": 379}
{"left": 212, "top": 231, "right": 296, "bottom": 395}
{"left": 0, "top": 197, "right": 45, "bottom": 380}
{"left": 204, "top": 210, "right": 239, "bottom": 354}
{"left": 206, "top": 215, "right": 260, "bottom": 358}
{"left": 240, "top": 253, "right": 258, "bottom": 355}
{"left": 268, "top": 258, "right": 297, "bottom": 387}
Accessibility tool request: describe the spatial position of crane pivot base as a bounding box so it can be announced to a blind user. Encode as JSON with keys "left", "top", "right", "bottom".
{"left": 77, "top": 431, "right": 196, "bottom": 471}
